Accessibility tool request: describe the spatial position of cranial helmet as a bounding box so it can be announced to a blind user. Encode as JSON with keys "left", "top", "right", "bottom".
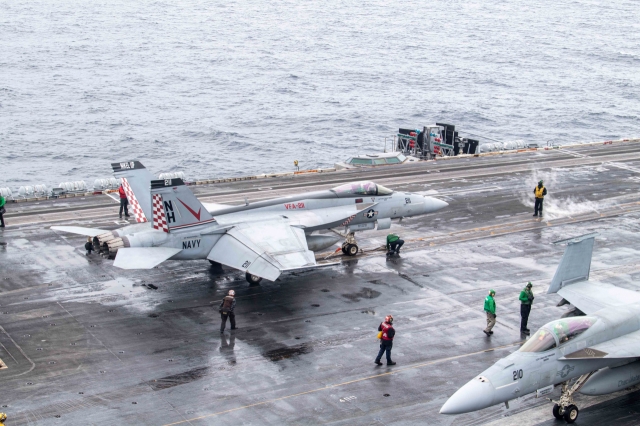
{"left": 527, "top": 282, "right": 533, "bottom": 288}
{"left": 539, "top": 180, "right": 543, "bottom": 185}
{"left": 0, "top": 413, "right": 7, "bottom": 422}
{"left": 385, "top": 314, "right": 394, "bottom": 324}
{"left": 228, "top": 290, "right": 235, "bottom": 296}
{"left": 489, "top": 289, "right": 496, "bottom": 295}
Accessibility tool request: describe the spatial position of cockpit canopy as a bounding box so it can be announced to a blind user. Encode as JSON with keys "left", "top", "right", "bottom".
{"left": 519, "top": 317, "right": 597, "bottom": 353}
{"left": 331, "top": 181, "right": 393, "bottom": 197}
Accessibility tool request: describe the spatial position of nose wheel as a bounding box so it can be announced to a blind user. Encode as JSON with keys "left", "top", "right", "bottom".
{"left": 549, "top": 372, "right": 593, "bottom": 424}
{"left": 341, "top": 232, "right": 359, "bottom": 256}
{"left": 342, "top": 243, "right": 359, "bottom": 256}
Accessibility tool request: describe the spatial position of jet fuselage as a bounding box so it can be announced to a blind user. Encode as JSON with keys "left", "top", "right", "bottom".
{"left": 121, "top": 186, "right": 447, "bottom": 260}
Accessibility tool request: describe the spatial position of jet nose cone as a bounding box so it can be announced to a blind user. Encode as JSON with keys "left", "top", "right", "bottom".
{"left": 423, "top": 196, "right": 448, "bottom": 213}
{"left": 440, "top": 376, "right": 495, "bottom": 415}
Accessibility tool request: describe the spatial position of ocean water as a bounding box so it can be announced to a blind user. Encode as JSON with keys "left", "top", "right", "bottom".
{"left": 1, "top": 0, "right": 639, "bottom": 188}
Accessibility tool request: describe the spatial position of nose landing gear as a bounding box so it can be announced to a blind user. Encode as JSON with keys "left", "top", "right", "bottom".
{"left": 341, "top": 232, "right": 359, "bottom": 256}
{"left": 549, "top": 372, "right": 594, "bottom": 424}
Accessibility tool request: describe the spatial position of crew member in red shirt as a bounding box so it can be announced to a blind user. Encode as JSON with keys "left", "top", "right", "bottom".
{"left": 375, "top": 315, "right": 396, "bottom": 366}
{"left": 118, "top": 184, "right": 130, "bottom": 219}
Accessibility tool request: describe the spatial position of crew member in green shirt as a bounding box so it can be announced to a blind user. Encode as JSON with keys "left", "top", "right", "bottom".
{"left": 483, "top": 289, "right": 496, "bottom": 336}
{"left": 386, "top": 233, "right": 404, "bottom": 255}
{"left": 0, "top": 195, "right": 6, "bottom": 228}
{"left": 519, "top": 282, "right": 534, "bottom": 335}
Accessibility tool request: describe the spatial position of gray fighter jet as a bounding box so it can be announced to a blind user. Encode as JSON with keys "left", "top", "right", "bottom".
{"left": 52, "top": 161, "right": 447, "bottom": 284}
{"left": 111, "top": 176, "right": 447, "bottom": 283}
{"left": 440, "top": 234, "right": 640, "bottom": 423}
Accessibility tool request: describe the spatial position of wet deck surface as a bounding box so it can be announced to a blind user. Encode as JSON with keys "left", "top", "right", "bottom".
{"left": 2, "top": 142, "right": 640, "bottom": 425}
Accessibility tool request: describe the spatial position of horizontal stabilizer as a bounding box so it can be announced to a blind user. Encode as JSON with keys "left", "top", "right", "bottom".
{"left": 51, "top": 226, "right": 109, "bottom": 237}
{"left": 113, "top": 247, "right": 182, "bottom": 269}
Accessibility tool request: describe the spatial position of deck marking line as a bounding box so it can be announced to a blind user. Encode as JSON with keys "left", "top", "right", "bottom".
{"left": 57, "top": 302, "right": 122, "bottom": 362}
{"left": 0, "top": 325, "right": 36, "bottom": 377}
{"left": 162, "top": 341, "right": 522, "bottom": 426}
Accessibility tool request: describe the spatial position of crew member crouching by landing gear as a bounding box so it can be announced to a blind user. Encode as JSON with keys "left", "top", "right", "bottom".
{"left": 219, "top": 290, "right": 236, "bottom": 333}
{"left": 386, "top": 233, "right": 404, "bottom": 256}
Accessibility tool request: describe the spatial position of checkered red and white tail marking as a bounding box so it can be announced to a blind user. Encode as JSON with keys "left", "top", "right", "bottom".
{"left": 152, "top": 194, "right": 169, "bottom": 233}
{"left": 121, "top": 178, "right": 148, "bottom": 223}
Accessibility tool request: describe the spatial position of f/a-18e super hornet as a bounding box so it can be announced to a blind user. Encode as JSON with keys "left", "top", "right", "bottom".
{"left": 111, "top": 175, "right": 447, "bottom": 283}
{"left": 52, "top": 161, "right": 447, "bottom": 284}
{"left": 440, "top": 233, "right": 640, "bottom": 423}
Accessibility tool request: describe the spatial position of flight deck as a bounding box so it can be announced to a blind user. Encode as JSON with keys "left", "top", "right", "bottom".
{"left": 2, "top": 142, "right": 640, "bottom": 425}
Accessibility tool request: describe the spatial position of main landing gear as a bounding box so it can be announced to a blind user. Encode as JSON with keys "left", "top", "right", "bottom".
{"left": 341, "top": 232, "right": 359, "bottom": 256}
{"left": 208, "top": 260, "right": 261, "bottom": 285}
{"left": 550, "top": 372, "right": 594, "bottom": 424}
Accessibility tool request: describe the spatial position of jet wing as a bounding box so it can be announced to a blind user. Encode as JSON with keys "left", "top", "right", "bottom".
{"left": 284, "top": 205, "right": 374, "bottom": 228}
{"left": 215, "top": 204, "right": 373, "bottom": 229}
{"left": 557, "top": 281, "right": 640, "bottom": 314}
{"left": 562, "top": 329, "right": 640, "bottom": 360}
{"left": 207, "top": 221, "right": 317, "bottom": 281}
{"left": 51, "top": 226, "right": 110, "bottom": 237}
{"left": 113, "top": 247, "right": 182, "bottom": 269}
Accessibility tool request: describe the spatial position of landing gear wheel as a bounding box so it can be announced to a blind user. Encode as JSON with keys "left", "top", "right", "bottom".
{"left": 342, "top": 232, "right": 358, "bottom": 256}
{"left": 552, "top": 404, "right": 564, "bottom": 419}
{"left": 563, "top": 405, "right": 579, "bottom": 423}
{"left": 246, "top": 272, "right": 262, "bottom": 285}
{"left": 345, "top": 243, "right": 359, "bottom": 256}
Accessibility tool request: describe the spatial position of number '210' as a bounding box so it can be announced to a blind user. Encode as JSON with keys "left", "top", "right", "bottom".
{"left": 513, "top": 369, "right": 523, "bottom": 380}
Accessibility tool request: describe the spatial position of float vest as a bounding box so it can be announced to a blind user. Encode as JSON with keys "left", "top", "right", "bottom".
{"left": 380, "top": 322, "right": 394, "bottom": 341}
{"left": 519, "top": 288, "right": 534, "bottom": 305}
{"left": 534, "top": 186, "right": 545, "bottom": 198}
{"left": 221, "top": 296, "right": 234, "bottom": 312}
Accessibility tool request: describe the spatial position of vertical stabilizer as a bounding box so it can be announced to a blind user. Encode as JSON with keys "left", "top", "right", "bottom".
{"left": 112, "top": 161, "right": 154, "bottom": 223}
{"left": 150, "top": 178, "right": 215, "bottom": 232}
{"left": 547, "top": 233, "right": 597, "bottom": 294}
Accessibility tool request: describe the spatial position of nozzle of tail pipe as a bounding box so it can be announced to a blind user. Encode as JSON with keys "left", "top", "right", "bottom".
{"left": 106, "top": 237, "right": 128, "bottom": 259}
